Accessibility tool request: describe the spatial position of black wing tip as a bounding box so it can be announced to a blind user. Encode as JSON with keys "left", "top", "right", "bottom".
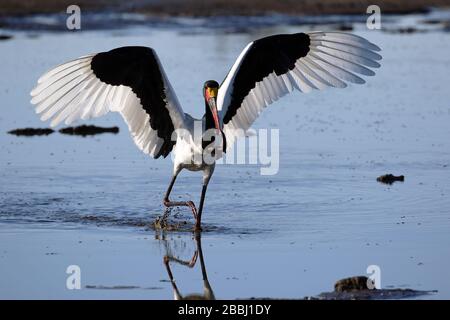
{"left": 155, "top": 140, "right": 175, "bottom": 159}
{"left": 92, "top": 46, "right": 177, "bottom": 160}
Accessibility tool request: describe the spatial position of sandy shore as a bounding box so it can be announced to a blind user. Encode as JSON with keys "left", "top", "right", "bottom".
{"left": 1, "top": 0, "right": 450, "bottom": 17}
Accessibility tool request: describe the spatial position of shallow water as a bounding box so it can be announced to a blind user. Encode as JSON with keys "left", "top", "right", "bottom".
{"left": 1, "top": 16, "right": 450, "bottom": 299}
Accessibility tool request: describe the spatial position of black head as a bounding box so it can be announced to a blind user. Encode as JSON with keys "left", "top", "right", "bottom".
{"left": 203, "top": 80, "right": 219, "bottom": 97}
{"left": 202, "top": 80, "right": 220, "bottom": 134}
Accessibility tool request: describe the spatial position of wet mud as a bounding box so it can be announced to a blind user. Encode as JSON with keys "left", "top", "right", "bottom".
{"left": 0, "top": 34, "right": 13, "bottom": 41}
{"left": 315, "top": 276, "right": 436, "bottom": 299}
{"left": 7, "top": 128, "right": 54, "bottom": 136}
{"left": 377, "top": 174, "right": 405, "bottom": 184}
{"left": 85, "top": 285, "right": 163, "bottom": 290}
{"left": 7, "top": 125, "right": 119, "bottom": 137}
{"left": 59, "top": 125, "right": 119, "bottom": 136}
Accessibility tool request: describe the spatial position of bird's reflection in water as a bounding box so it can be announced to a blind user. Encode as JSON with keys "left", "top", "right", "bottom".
{"left": 157, "top": 232, "right": 215, "bottom": 300}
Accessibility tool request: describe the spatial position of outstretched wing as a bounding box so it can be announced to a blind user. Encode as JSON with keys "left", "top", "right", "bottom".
{"left": 30, "top": 46, "right": 186, "bottom": 158}
{"left": 217, "top": 32, "right": 382, "bottom": 149}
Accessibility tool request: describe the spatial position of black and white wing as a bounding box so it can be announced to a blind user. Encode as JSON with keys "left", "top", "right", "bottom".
{"left": 30, "top": 46, "right": 187, "bottom": 158}
{"left": 217, "top": 32, "right": 382, "bottom": 149}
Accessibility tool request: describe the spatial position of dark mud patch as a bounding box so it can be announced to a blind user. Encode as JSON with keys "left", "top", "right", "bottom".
{"left": 315, "top": 288, "right": 436, "bottom": 300}
{"left": 377, "top": 174, "right": 405, "bottom": 184}
{"left": 0, "top": 34, "right": 13, "bottom": 40}
{"left": 249, "top": 276, "right": 436, "bottom": 300}
{"left": 316, "top": 276, "right": 435, "bottom": 300}
{"left": 59, "top": 125, "right": 119, "bottom": 136}
{"left": 0, "top": 1, "right": 438, "bottom": 22}
{"left": 421, "top": 19, "right": 450, "bottom": 31}
{"left": 334, "top": 276, "right": 372, "bottom": 292}
{"left": 85, "top": 285, "right": 163, "bottom": 290}
{"left": 8, "top": 128, "right": 54, "bottom": 136}
{"left": 249, "top": 288, "right": 436, "bottom": 300}
{"left": 335, "top": 24, "right": 353, "bottom": 31}
{"left": 383, "top": 27, "right": 426, "bottom": 34}
{"left": 421, "top": 19, "right": 449, "bottom": 25}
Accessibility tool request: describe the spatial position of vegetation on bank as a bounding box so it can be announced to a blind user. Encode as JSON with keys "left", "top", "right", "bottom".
{"left": 1, "top": 0, "right": 450, "bottom": 17}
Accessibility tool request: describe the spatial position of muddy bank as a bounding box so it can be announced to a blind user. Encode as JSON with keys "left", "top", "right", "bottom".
{"left": 59, "top": 125, "right": 119, "bottom": 136}
{"left": 0, "top": 12, "right": 372, "bottom": 32}
{"left": 251, "top": 276, "right": 436, "bottom": 300}
{"left": 377, "top": 174, "right": 405, "bottom": 184}
{"left": 85, "top": 285, "right": 163, "bottom": 290}
{"left": 7, "top": 126, "right": 119, "bottom": 137}
{"left": 314, "top": 288, "right": 436, "bottom": 299}
{"left": 314, "top": 276, "right": 436, "bottom": 299}
{"left": 8, "top": 128, "right": 54, "bottom": 136}
{"left": 0, "top": 34, "right": 13, "bottom": 40}
{"left": 135, "top": 0, "right": 447, "bottom": 17}
{"left": 3, "top": 4, "right": 450, "bottom": 32}
{"left": 1, "top": 0, "right": 449, "bottom": 17}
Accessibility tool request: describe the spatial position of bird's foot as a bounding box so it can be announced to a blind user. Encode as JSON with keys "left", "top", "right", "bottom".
{"left": 163, "top": 198, "right": 198, "bottom": 226}
{"left": 163, "top": 198, "right": 171, "bottom": 207}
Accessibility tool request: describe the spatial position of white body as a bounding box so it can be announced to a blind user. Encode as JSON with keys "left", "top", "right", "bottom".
{"left": 172, "top": 114, "right": 217, "bottom": 185}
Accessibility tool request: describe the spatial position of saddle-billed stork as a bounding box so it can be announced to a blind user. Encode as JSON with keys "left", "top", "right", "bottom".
{"left": 30, "top": 32, "right": 381, "bottom": 231}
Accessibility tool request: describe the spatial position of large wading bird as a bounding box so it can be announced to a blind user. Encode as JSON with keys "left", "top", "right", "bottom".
{"left": 30, "top": 32, "right": 381, "bottom": 231}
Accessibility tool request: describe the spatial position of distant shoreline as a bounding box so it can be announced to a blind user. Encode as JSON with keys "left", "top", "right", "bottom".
{"left": 1, "top": 1, "right": 450, "bottom": 32}
{"left": 1, "top": 0, "right": 450, "bottom": 18}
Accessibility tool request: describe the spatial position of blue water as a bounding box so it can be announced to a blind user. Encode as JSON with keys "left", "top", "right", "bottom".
{"left": 1, "top": 15, "right": 450, "bottom": 299}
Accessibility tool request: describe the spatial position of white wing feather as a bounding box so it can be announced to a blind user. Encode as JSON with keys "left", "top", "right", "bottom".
{"left": 30, "top": 54, "right": 187, "bottom": 158}
{"left": 218, "top": 31, "right": 382, "bottom": 150}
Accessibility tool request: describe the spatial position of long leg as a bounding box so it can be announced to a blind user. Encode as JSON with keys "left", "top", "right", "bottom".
{"left": 164, "top": 251, "right": 198, "bottom": 268}
{"left": 194, "top": 233, "right": 215, "bottom": 299}
{"left": 194, "top": 184, "right": 208, "bottom": 231}
{"left": 163, "top": 256, "right": 183, "bottom": 299}
{"left": 163, "top": 172, "right": 198, "bottom": 220}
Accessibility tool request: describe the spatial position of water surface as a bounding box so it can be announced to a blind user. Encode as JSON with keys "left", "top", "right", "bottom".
{"left": 1, "top": 18, "right": 450, "bottom": 299}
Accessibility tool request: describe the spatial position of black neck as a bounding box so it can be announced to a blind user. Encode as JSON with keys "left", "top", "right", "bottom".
{"left": 202, "top": 101, "right": 227, "bottom": 152}
{"left": 204, "top": 101, "right": 215, "bottom": 131}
